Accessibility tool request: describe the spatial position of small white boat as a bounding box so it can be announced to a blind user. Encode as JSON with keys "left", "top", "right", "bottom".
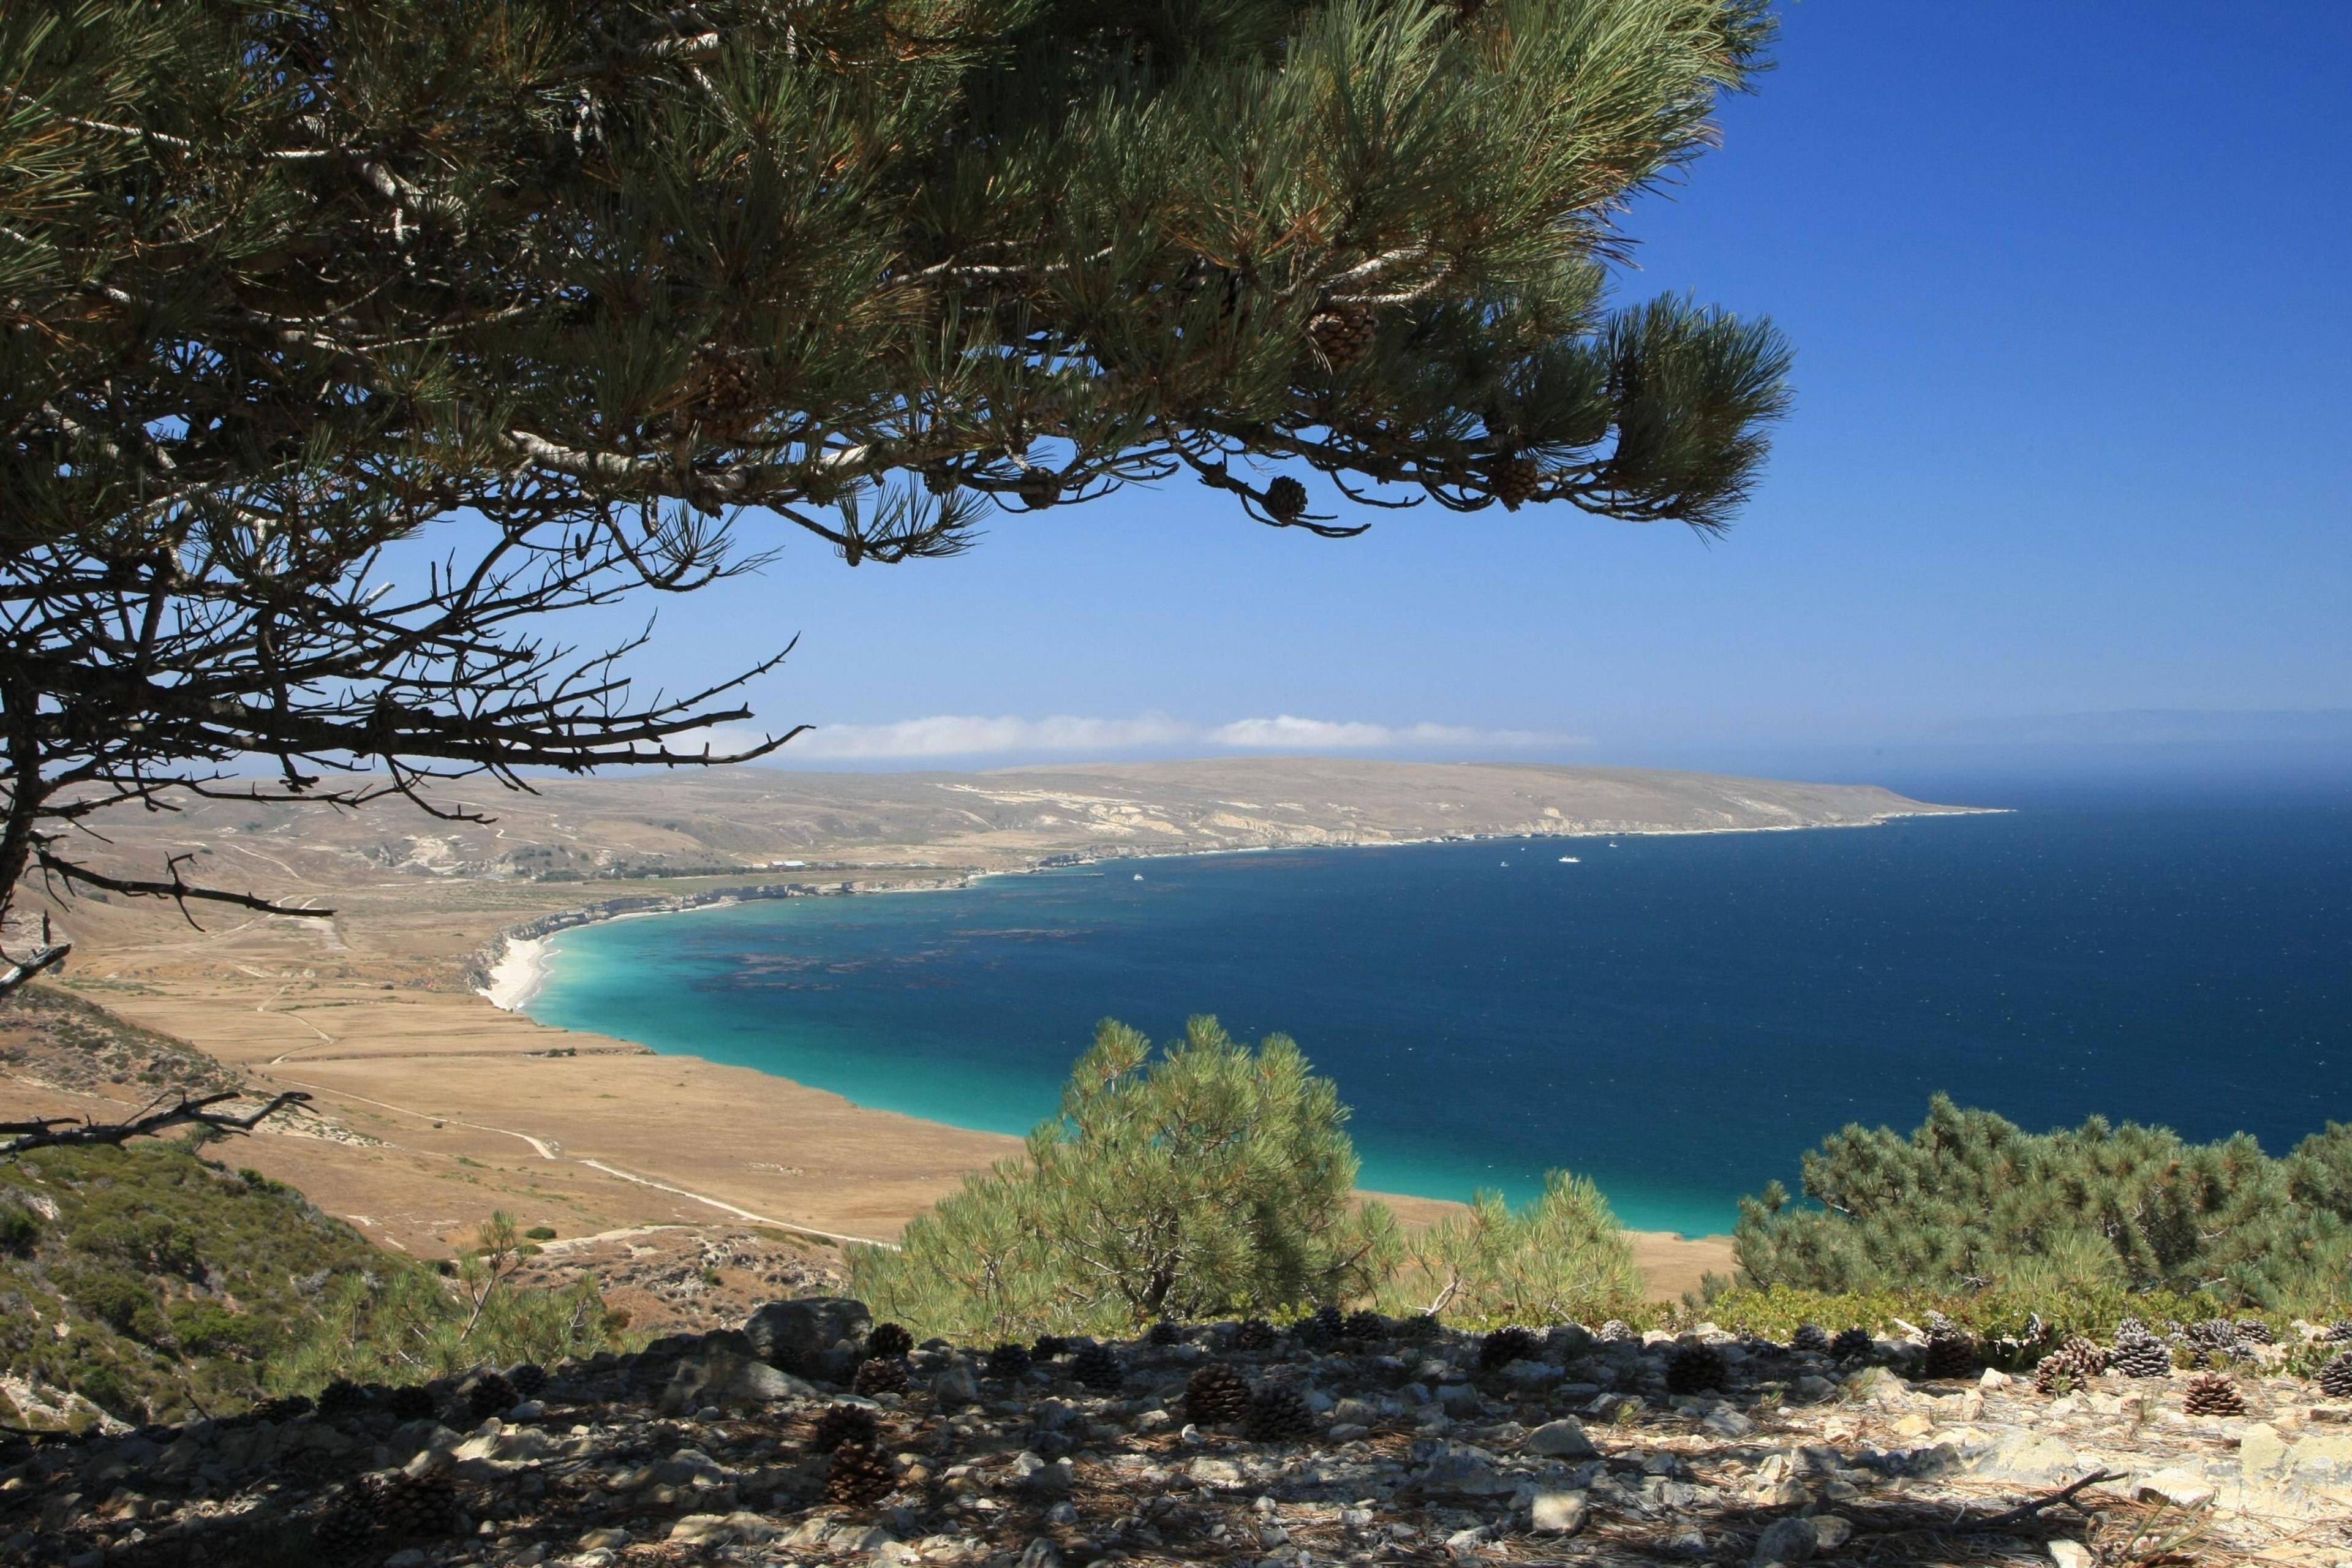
{"left": 1133, "top": 873, "right": 1144, "bottom": 881}
{"left": 1559, "top": 856, "right": 1580, "bottom": 863}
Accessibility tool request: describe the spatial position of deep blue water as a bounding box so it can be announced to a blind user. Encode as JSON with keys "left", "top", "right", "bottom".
{"left": 524, "top": 783, "right": 2352, "bottom": 1236}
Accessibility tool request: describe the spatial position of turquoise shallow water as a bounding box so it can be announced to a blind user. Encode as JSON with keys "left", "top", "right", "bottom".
{"left": 524, "top": 784, "right": 2352, "bottom": 1236}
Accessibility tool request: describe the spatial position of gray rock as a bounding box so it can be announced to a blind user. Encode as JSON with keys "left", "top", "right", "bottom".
{"left": 1017, "top": 1539, "right": 1063, "bottom": 1568}
{"left": 1419, "top": 1451, "right": 1515, "bottom": 1496}
{"left": 1525, "top": 1419, "right": 1599, "bottom": 1459}
{"left": 1702, "top": 1406, "right": 1758, "bottom": 1438}
{"left": 658, "top": 1348, "right": 816, "bottom": 1414}
{"left": 1529, "top": 1489, "right": 1589, "bottom": 1534}
{"left": 932, "top": 1363, "right": 980, "bottom": 1408}
{"left": 1811, "top": 1516, "right": 1852, "bottom": 1550}
{"left": 1752, "top": 1516, "right": 1817, "bottom": 1565}
{"left": 1437, "top": 1383, "right": 1482, "bottom": 1415}
{"left": 745, "top": 1297, "right": 872, "bottom": 1365}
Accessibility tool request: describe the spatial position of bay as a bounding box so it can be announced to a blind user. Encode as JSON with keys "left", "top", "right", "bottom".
{"left": 524, "top": 782, "right": 2352, "bottom": 1236}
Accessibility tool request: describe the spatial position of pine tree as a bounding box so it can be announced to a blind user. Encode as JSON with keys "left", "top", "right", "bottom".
{"left": 850, "top": 1017, "right": 1392, "bottom": 1337}
{"left": 0, "top": 0, "right": 1788, "bottom": 977}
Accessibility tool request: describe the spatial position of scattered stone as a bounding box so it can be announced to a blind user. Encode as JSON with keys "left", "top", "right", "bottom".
{"left": 1525, "top": 1417, "right": 1599, "bottom": 1458}
{"left": 1528, "top": 1488, "right": 1588, "bottom": 1534}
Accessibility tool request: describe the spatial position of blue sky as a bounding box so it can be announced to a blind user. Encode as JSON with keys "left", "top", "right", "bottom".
{"left": 594, "top": 2, "right": 2352, "bottom": 777}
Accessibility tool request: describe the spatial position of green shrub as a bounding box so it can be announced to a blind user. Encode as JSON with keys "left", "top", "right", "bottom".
{"left": 1376, "top": 1172, "right": 1643, "bottom": 1327}
{"left": 1733, "top": 1094, "right": 2342, "bottom": 1311}
{"left": 525, "top": 1226, "right": 558, "bottom": 1241}
{"left": 167, "top": 1300, "right": 263, "bottom": 1359}
{"left": 0, "top": 1200, "right": 39, "bottom": 1255}
{"left": 270, "top": 1209, "right": 624, "bottom": 1391}
{"left": 851, "top": 1017, "right": 1393, "bottom": 1340}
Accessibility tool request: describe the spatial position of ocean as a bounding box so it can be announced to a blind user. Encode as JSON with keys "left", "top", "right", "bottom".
{"left": 521, "top": 782, "right": 2352, "bottom": 1237}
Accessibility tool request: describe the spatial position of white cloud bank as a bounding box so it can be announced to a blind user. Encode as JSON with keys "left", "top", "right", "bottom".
{"left": 777, "top": 712, "right": 1577, "bottom": 760}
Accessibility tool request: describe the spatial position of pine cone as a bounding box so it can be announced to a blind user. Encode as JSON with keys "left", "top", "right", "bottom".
{"left": 2235, "top": 1318, "right": 2275, "bottom": 1346}
{"left": 316, "top": 1379, "right": 371, "bottom": 1420}
{"left": 2109, "top": 1325, "right": 2173, "bottom": 1379}
{"left": 313, "top": 1499, "right": 377, "bottom": 1557}
{"left": 384, "top": 1385, "right": 437, "bottom": 1422}
{"left": 2180, "top": 1319, "right": 2244, "bottom": 1360}
{"left": 1787, "top": 1324, "right": 1830, "bottom": 1355}
{"left": 1264, "top": 476, "right": 1309, "bottom": 523}
{"left": 826, "top": 1439, "right": 897, "bottom": 1507}
{"left": 466, "top": 1371, "right": 517, "bottom": 1420}
{"left": 2324, "top": 1321, "right": 2352, "bottom": 1343}
{"left": 1148, "top": 1319, "right": 1186, "bottom": 1346}
{"left": 1830, "top": 1327, "right": 1874, "bottom": 1361}
{"left": 1599, "top": 1320, "right": 1638, "bottom": 1344}
{"left": 1245, "top": 1385, "right": 1316, "bottom": 1444}
{"left": 1017, "top": 470, "right": 1061, "bottom": 509}
{"left": 1923, "top": 1329, "right": 1980, "bottom": 1381}
{"left": 1665, "top": 1344, "right": 1727, "bottom": 1395}
{"left": 1308, "top": 303, "right": 1377, "bottom": 369}
{"left": 1234, "top": 1319, "right": 1276, "bottom": 1352}
{"left": 1301, "top": 1305, "right": 1346, "bottom": 1348}
{"left": 1071, "top": 1342, "right": 1123, "bottom": 1391}
{"left": 2319, "top": 1351, "right": 2352, "bottom": 1400}
{"left": 1343, "top": 1310, "right": 1389, "bottom": 1344}
{"left": 508, "top": 1362, "right": 547, "bottom": 1400}
{"left": 1031, "top": 1334, "right": 1071, "bottom": 1360}
{"left": 2034, "top": 1336, "right": 2108, "bottom": 1395}
{"left": 1487, "top": 455, "right": 1542, "bottom": 510}
{"left": 868, "top": 1322, "right": 915, "bottom": 1360}
{"left": 1479, "top": 1325, "right": 1542, "bottom": 1371}
{"left": 376, "top": 1472, "right": 456, "bottom": 1538}
{"left": 812, "top": 1403, "right": 880, "bottom": 1452}
{"left": 2182, "top": 1371, "right": 2246, "bottom": 1417}
{"left": 854, "top": 1357, "right": 910, "bottom": 1397}
{"left": 1184, "top": 1363, "right": 1252, "bottom": 1427}
{"left": 986, "top": 1342, "right": 1033, "bottom": 1381}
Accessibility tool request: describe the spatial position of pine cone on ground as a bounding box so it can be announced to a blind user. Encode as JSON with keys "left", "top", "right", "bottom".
{"left": 1185, "top": 1364, "right": 1253, "bottom": 1427}
{"left": 1245, "top": 1385, "right": 1316, "bottom": 1444}
{"left": 1665, "top": 1344, "right": 1728, "bottom": 1395}
{"left": 384, "top": 1385, "right": 437, "bottom": 1422}
{"left": 1343, "top": 1310, "right": 1388, "bottom": 1344}
{"left": 2034, "top": 1336, "right": 2108, "bottom": 1395}
{"left": 1234, "top": 1319, "right": 1277, "bottom": 1352}
{"left": 1480, "top": 1325, "right": 1542, "bottom": 1371}
{"left": 985, "top": 1343, "right": 1033, "bottom": 1381}
{"left": 1307, "top": 303, "right": 1377, "bottom": 369}
{"left": 1487, "top": 455, "right": 1542, "bottom": 510}
{"left": 1071, "top": 1342, "right": 1123, "bottom": 1391}
{"left": 376, "top": 1472, "right": 456, "bottom": 1538}
{"left": 508, "top": 1362, "right": 547, "bottom": 1399}
{"left": 1599, "top": 1320, "right": 1638, "bottom": 1344}
{"left": 2236, "top": 1319, "right": 2275, "bottom": 1346}
{"left": 1923, "top": 1329, "right": 1980, "bottom": 1381}
{"left": 2318, "top": 1351, "right": 2352, "bottom": 1400}
{"left": 1148, "top": 1319, "right": 1185, "bottom": 1346}
{"left": 1031, "top": 1334, "right": 1071, "bottom": 1360}
{"left": 2180, "top": 1320, "right": 2244, "bottom": 1360}
{"left": 1400, "top": 1313, "right": 1441, "bottom": 1341}
{"left": 1830, "top": 1327, "right": 1874, "bottom": 1360}
{"left": 867, "top": 1322, "right": 915, "bottom": 1360}
{"left": 313, "top": 1499, "right": 377, "bottom": 1558}
{"left": 316, "top": 1379, "right": 371, "bottom": 1420}
{"left": 2324, "top": 1321, "right": 2352, "bottom": 1343}
{"left": 812, "top": 1403, "right": 881, "bottom": 1452}
{"left": 2182, "top": 1372, "right": 2247, "bottom": 1417}
{"left": 466, "top": 1371, "right": 517, "bottom": 1420}
{"left": 826, "top": 1439, "right": 897, "bottom": 1507}
{"left": 1301, "top": 1305, "right": 1346, "bottom": 1348}
{"left": 2110, "top": 1324, "right": 2173, "bottom": 1379}
{"left": 853, "top": 1357, "right": 910, "bottom": 1397}
{"left": 1264, "top": 476, "right": 1310, "bottom": 523}
{"left": 1790, "top": 1324, "right": 1831, "bottom": 1355}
